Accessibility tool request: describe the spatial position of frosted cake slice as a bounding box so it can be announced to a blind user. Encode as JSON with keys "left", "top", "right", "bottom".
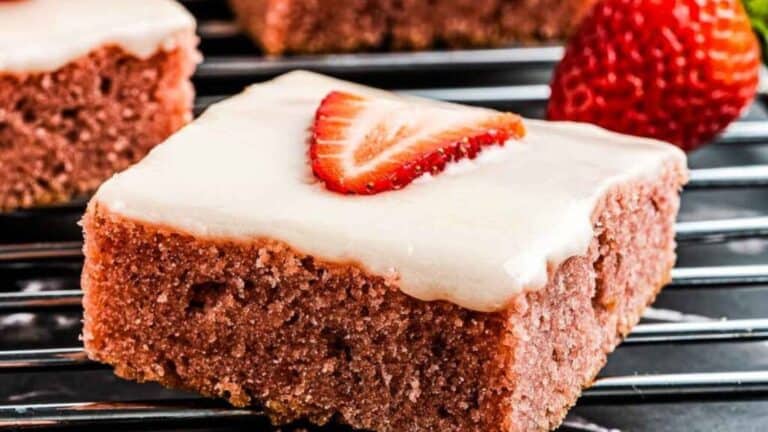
{"left": 0, "top": 0, "right": 198, "bottom": 211}
{"left": 82, "top": 71, "right": 687, "bottom": 432}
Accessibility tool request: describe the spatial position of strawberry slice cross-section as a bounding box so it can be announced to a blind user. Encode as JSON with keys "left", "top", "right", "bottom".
{"left": 310, "top": 91, "right": 526, "bottom": 195}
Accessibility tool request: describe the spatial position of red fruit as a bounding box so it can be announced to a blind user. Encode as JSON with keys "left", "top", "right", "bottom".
{"left": 547, "top": 0, "right": 761, "bottom": 151}
{"left": 310, "top": 91, "right": 525, "bottom": 194}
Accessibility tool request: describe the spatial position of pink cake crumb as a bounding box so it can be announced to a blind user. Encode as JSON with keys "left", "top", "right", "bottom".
{"left": 0, "top": 37, "right": 198, "bottom": 212}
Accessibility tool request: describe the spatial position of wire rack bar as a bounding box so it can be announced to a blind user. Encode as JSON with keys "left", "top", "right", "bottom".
{"left": 0, "top": 290, "right": 82, "bottom": 311}
{"left": 669, "top": 265, "right": 768, "bottom": 287}
{"left": 3, "top": 319, "right": 766, "bottom": 373}
{"left": 4, "top": 166, "right": 768, "bottom": 231}
{"left": 0, "top": 265, "right": 766, "bottom": 311}
{"left": 0, "top": 199, "right": 88, "bottom": 217}
{"left": 0, "top": 401, "right": 595, "bottom": 430}
{"left": 0, "top": 348, "right": 96, "bottom": 372}
{"left": 675, "top": 217, "right": 768, "bottom": 242}
{"left": 209, "top": 85, "right": 557, "bottom": 108}
{"left": 3, "top": 217, "right": 768, "bottom": 264}
{"left": 2, "top": 370, "right": 767, "bottom": 428}
{"left": 687, "top": 165, "right": 768, "bottom": 189}
{"left": 195, "top": 47, "right": 564, "bottom": 78}
{"left": 0, "top": 242, "right": 82, "bottom": 262}
{"left": 401, "top": 84, "right": 551, "bottom": 103}
{"left": 624, "top": 319, "right": 768, "bottom": 344}
{"left": 0, "top": 400, "right": 259, "bottom": 429}
{"left": 719, "top": 121, "right": 768, "bottom": 144}
{"left": 585, "top": 371, "right": 768, "bottom": 399}
{"left": 197, "top": 20, "right": 240, "bottom": 39}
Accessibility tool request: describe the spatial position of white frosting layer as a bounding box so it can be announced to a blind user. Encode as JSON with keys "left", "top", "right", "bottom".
{"left": 94, "top": 71, "right": 686, "bottom": 312}
{"left": 0, "top": 0, "right": 195, "bottom": 73}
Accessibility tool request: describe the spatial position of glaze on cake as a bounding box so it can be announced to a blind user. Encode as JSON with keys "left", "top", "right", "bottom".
{"left": 0, "top": 0, "right": 195, "bottom": 73}
{"left": 94, "top": 71, "right": 686, "bottom": 311}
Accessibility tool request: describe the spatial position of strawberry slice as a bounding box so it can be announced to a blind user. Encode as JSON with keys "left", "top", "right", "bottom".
{"left": 310, "top": 91, "right": 525, "bottom": 194}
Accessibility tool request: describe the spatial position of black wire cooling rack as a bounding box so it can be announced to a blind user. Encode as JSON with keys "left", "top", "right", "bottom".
{"left": 1, "top": 1, "right": 768, "bottom": 431}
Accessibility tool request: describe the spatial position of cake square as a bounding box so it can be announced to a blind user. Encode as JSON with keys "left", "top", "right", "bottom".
{"left": 0, "top": 0, "right": 199, "bottom": 212}
{"left": 82, "top": 71, "right": 687, "bottom": 431}
{"left": 229, "top": 0, "right": 598, "bottom": 54}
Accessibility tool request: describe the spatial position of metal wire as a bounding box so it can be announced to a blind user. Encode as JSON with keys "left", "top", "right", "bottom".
{"left": 2, "top": 318, "right": 766, "bottom": 375}
{"left": 687, "top": 165, "right": 768, "bottom": 189}
{"left": 585, "top": 371, "right": 768, "bottom": 400}
{"left": 669, "top": 265, "right": 768, "bottom": 287}
{"left": 624, "top": 319, "right": 768, "bottom": 344}
{"left": 402, "top": 84, "right": 551, "bottom": 103}
{"left": 197, "top": 20, "right": 240, "bottom": 39}
{"left": 4, "top": 216, "right": 768, "bottom": 264}
{"left": 719, "top": 121, "right": 768, "bottom": 144}
{"left": 0, "top": 400, "right": 260, "bottom": 429}
{"left": 0, "top": 290, "right": 82, "bottom": 311}
{"left": 0, "top": 242, "right": 82, "bottom": 261}
{"left": 676, "top": 217, "right": 768, "bottom": 242}
{"left": 0, "top": 348, "right": 95, "bottom": 372}
{"left": 0, "top": 264, "right": 765, "bottom": 312}
{"left": 195, "top": 47, "right": 564, "bottom": 78}
{"left": 2, "top": 370, "right": 767, "bottom": 428}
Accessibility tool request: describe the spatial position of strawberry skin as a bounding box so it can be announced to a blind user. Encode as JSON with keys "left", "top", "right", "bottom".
{"left": 310, "top": 91, "right": 525, "bottom": 194}
{"left": 547, "top": 0, "right": 761, "bottom": 151}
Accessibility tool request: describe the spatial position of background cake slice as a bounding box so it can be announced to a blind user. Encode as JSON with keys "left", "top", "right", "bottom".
{"left": 0, "top": 0, "right": 199, "bottom": 212}
{"left": 228, "top": 0, "right": 597, "bottom": 54}
{"left": 82, "top": 71, "right": 687, "bottom": 431}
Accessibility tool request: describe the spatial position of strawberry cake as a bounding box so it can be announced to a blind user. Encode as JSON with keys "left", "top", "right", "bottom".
{"left": 0, "top": 0, "right": 199, "bottom": 212}
{"left": 228, "top": 0, "right": 598, "bottom": 54}
{"left": 82, "top": 71, "right": 687, "bottom": 431}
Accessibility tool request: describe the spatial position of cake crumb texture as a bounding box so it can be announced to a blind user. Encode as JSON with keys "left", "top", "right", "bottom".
{"left": 0, "top": 39, "right": 197, "bottom": 212}
{"left": 82, "top": 162, "right": 685, "bottom": 431}
{"left": 229, "top": 0, "right": 598, "bottom": 55}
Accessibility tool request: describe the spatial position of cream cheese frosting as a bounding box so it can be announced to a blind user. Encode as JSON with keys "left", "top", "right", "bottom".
{"left": 94, "top": 71, "right": 687, "bottom": 312}
{"left": 0, "top": 0, "right": 196, "bottom": 73}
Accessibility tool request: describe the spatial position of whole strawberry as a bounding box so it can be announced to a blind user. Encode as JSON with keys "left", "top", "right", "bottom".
{"left": 547, "top": 0, "right": 761, "bottom": 151}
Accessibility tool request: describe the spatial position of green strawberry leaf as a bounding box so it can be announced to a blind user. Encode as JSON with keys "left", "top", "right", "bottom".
{"left": 745, "top": 0, "right": 768, "bottom": 61}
